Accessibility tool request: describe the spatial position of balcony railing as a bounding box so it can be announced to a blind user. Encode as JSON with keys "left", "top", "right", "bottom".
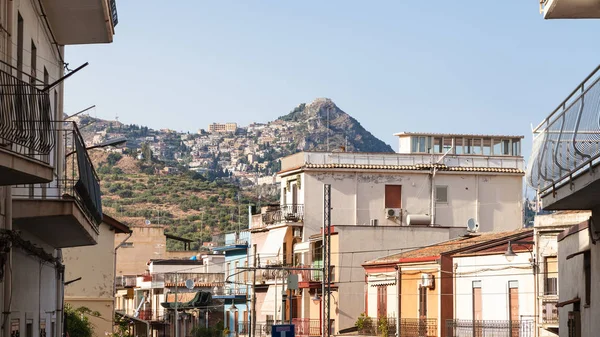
{"left": 163, "top": 272, "right": 224, "bottom": 287}
{"left": 446, "top": 319, "right": 533, "bottom": 337}
{"left": 116, "top": 275, "right": 137, "bottom": 288}
{"left": 293, "top": 318, "right": 322, "bottom": 336}
{"left": 527, "top": 65, "right": 600, "bottom": 194}
{"left": 0, "top": 67, "right": 55, "bottom": 165}
{"left": 13, "top": 122, "right": 103, "bottom": 228}
{"left": 356, "top": 317, "right": 400, "bottom": 336}
{"left": 215, "top": 287, "right": 248, "bottom": 296}
{"left": 252, "top": 204, "right": 304, "bottom": 229}
{"left": 214, "top": 231, "right": 250, "bottom": 247}
{"left": 542, "top": 300, "right": 559, "bottom": 324}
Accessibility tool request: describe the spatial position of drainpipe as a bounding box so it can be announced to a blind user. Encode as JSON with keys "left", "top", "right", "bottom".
{"left": 395, "top": 266, "right": 400, "bottom": 337}
{"left": 2, "top": 187, "right": 12, "bottom": 337}
{"left": 453, "top": 263, "right": 458, "bottom": 322}
{"left": 56, "top": 249, "right": 64, "bottom": 337}
{"left": 475, "top": 175, "right": 479, "bottom": 224}
{"left": 430, "top": 167, "right": 437, "bottom": 226}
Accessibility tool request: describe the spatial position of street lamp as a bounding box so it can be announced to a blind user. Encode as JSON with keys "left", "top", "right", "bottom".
{"left": 230, "top": 302, "right": 238, "bottom": 313}
{"left": 504, "top": 241, "right": 535, "bottom": 263}
{"left": 504, "top": 242, "right": 518, "bottom": 262}
{"left": 65, "top": 137, "right": 127, "bottom": 157}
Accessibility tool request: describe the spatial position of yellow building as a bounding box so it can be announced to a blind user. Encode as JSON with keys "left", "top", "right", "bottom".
{"left": 63, "top": 214, "right": 131, "bottom": 336}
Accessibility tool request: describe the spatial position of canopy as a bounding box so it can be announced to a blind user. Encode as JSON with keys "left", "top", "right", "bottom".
{"left": 160, "top": 291, "right": 212, "bottom": 309}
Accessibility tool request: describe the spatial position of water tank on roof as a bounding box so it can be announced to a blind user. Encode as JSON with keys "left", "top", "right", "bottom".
{"left": 407, "top": 214, "right": 430, "bottom": 226}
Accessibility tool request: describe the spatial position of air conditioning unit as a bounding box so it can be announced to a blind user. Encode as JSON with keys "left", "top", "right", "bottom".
{"left": 385, "top": 208, "right": 401, "bottom": 219}
{"left": 420, "top": 274, "right": 434, "bottom": 288}
{"left": 293, "top": 228, "right": 302, "bottom": 238}
{"left": 370, "top": 219, "right": 378, "bottom": 226}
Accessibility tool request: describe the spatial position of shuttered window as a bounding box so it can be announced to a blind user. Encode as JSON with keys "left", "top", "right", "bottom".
{"left": 385, "top": 185, "right": 402, "bottom": 208}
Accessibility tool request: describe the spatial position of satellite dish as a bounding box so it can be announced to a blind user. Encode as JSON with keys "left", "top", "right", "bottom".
{"left": 145, "top": 219, "right": 151, "bottom": 225}
{"left": 467, "top": 218, "right": 479, "bottom": 233}
{"left": 185, "top": 279, "right": 194, "bottom": 290}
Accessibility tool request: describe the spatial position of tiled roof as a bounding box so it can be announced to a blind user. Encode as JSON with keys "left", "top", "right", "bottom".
{"left": 304, "top": 163, "right": 524, "bottom": 174}
{"left": 364, "top": 229, "right": 532, "bottom": 265}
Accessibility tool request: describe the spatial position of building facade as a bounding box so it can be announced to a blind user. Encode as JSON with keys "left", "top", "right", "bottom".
{"left": 256, "top": 132, "right": 525, "bottom": 333}
{"left": 0, "top": 1, "right": 117, "bottom": 337}
{"left": 63, "top": 214, "right": 131, "bottom": 337}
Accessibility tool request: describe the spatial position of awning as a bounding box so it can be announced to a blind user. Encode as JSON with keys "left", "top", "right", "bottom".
{"left": 260, "top": 227, "right": 288, "bottom": 262}
{"left": 294, "top": 242, "right": 310, "bottom": 253}
{"left": 161, "top": 291, "right": 211, "bottom": 309}
{"left": 368, "top": 275, "right": 396, "bottom": 287}
{"left": 260, "top": 286, "right": 280, "bottom": 315}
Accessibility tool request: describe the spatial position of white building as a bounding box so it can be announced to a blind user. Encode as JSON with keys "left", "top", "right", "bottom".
{"left": 251, "top": 132, "right": 525, "bottom": 333}
{"left": 0, "top": 2, "right": 118, "bottom": 337}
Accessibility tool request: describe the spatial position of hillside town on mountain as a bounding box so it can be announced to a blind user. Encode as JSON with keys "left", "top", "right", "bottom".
{"left": 1, "top": 2, "right": 599, "bottom": 337}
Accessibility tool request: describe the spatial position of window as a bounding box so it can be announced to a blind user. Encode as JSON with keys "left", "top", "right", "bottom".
{"left": 244, "top": 261, "right": 248, "bottom": 283}
{"left": 418, "top": 285, "right": 427, "bottom": 319}
{"left": 584, "top": 251, "right": 591, "bottom": 306}
{"left": 11, "top": 319, "right": 19, "bottom": 337}
{"left": 455, "top": 138, "right": 464, "bottom": 154}
{"left": 471, "top": 139, "right": 482, "bottom": 154}
{"left": 433, "top": 138, "right": 442, "bottom": 153}
{"left": 544, "top": 256, "right": 558, "bottom": 295}
{"left": 385, "top": 185, "right": 402, "bottom": 208}
{"left": 283, "top": 242, "right": 287, "bottom": 265}
{"left": 121, "top": 242, "right": 134, "bottom": 248}
{"left": 234, "top": 261, "right": 239, "bottom": 283}
{"left": 17, "top": 13, "right": 23, "bottom": 79}
{"left": 472, "top": 281, "right": 482, "bottom": 337}
{"left": 226, "top": 311, "right": 230, "bottom": 329}
{"left": 443, "top": 137, "right": 453, "bottom": 153}
{"left": 30, "top": 40, "right": 37, "bottom": 83}
{"left": 26, "top": 319, "right": 32, "bottom": 337}
{"left": 40, "top": 320, "right": 46, "bottom": 337}
{"left": 226, "top": 262, "right": 231, "bottom": 281}
{"left": 411, "top": 136, "right": 429, "bottom": 153}
{"left": 482, "top": 138, "right": 491, "bottom": 155}
{"left": 512, "top": 139, "right": 521, "bottom": 156}
{"left": 435, "top": 186, "right": 448, "bottom": 203}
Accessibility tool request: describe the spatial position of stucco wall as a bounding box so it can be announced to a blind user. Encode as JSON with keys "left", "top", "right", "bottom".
{"left": 297, "top": 171, "right": 522, "bottom": 239}
{"left": 116, "top": 226, "right": 166, "bottom": 276}
{"left": 454, "top": 253, "right": 535, "bottom": 321}
{"left": 557, "top": 227, "right": 599, "bottom": 337}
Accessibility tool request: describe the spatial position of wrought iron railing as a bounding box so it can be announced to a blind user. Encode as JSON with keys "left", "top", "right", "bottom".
{"left": 0, "top": 67, "right": 55, "bottom": 165}
{"left": 357, "top": 317, "right": 400, "bottom": 336}
{"left": 542, "top": 300, "right": 559, "bottom": 324}
{"left": 259, "top": 204, "right": 304, "bottom": 226}
{"left": 293, "top": 318, "right": 321, "bottom": 336}
{"left": 446, "top": 319, "right": 533, "bottom": 337}
{"left": 115, "top": 275, "right": 137, "bottom": 288}
{"left": 527, "top": 65, "right": 600, "bottom": 193}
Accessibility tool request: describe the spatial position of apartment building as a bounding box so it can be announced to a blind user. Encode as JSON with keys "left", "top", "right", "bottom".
{"left": 249, "top": 132, "right": 525, "bottom": 333}
{"left": 0, "top": 1, "right": 117, "bottom": 337}
{"left": 208, "top": 123, "right": 238, "bottom": 133}
{"left": 63, "top": 214, "right": 131, "bottom": 337}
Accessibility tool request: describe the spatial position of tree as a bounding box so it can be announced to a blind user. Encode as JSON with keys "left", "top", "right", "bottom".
{"left": 141, "top": 142, "right": 153, "bottom": 162}
{"left": 107, "top": 153, "right": 122, "bottom": 166}
{"left": 65, "top": 305, "right": 99, "bottom": 337}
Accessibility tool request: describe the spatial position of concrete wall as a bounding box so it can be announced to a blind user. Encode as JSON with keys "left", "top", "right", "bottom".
{"left": 557, "top": 225, "right": 598, "bottom": 337}
{"left": 116, "top": 226, "right": 167, "bottom": 276}
{"left": 296, "top": 171, "right": 522, "bottom": 240}
{"left": 63, "top": 222, "right": 117, "bottom": 336}
{"left": 334, "top": 225, "right": 454, "bottom": 332}
{"left": 454, "top": 253, "right": 535, "bottom": 321}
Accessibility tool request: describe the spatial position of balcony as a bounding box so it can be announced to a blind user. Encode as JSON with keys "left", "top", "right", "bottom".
{"left": 251, "top": 204, "right": 304, "bottom": 231}
{"left": 446, "top": 319, "right": 533, "bottom": 337}
{"left": 115, "top": 275, "right": 137, "bottom": 289}
{"left": 293, "top": 318, "right": 322, "bottom": 337}
{"left": 40, "top": 0, "right": 118, "bottom": 45}
{"left": 294, "top": 265, "right": 335, "bottom": 288}
{"left": 542, "top": 300, "right": 559, "bottom": 325}
{"left": 212, "top": 231, "right": 250, "bottom": 251}
{"left": 0, "top": 68, "right": 55, "bottom": 185}
{"left": 540, "top": 0, "right": 600, "bottom": 19}
{"left": 212, "top": 286, "right": 248, "bottom": 300}
{"left": 163, "top": 272, "right": 224, "bottom": 288}
{"left": 12, "top": 122, "right": 102, "bottom": 247}
{"left": 526, "top": 65, "right": 600, "bottom": 210}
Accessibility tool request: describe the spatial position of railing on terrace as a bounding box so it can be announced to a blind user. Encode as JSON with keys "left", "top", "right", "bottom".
{"left": 12, "top": 121, "right": 103, "bottom": 229}
{"left": 446, "top": 319, "right": 533, "bottom": 337}
{"left": 356, "top": 317, "right": 399, "bottom": 337}
{"left": 527, "top": 65, "right": 600, "bottom": 194}
{"left": 542, "top": 300, "right": 559, "bottom": 324}
{"left": 115, "top": 275, "right": 137, "bottom": 288}
{"left": 215, "top": 287, "right": 248, "bottom": 296}
{"left": 163, "top": 272, "right": 224, "bottom": 287}
{"left": 293, "top": 318, "right": 321, "bottom": 336}
{"left": 282, "top": 152, "right": 524, "bottom": 172}
{"left": 214, "top": 231, "right": 250, "bottom": 247}
{"left": 291, "top": 264, "right": 334, "bottom": 283}
{"left": 252, "top": 204, "right": 305, "bottom": 230}
{"left": 0, "top": 66, "right": 55, "bottom": 165}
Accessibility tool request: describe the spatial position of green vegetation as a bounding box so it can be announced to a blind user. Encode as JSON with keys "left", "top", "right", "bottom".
{"left": 64, "top": 305, "right": 99, "bottom": 337}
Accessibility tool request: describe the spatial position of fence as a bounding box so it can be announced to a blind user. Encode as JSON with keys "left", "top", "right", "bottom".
{"left": 292, "top": 318, "right": 321, "bottom": 336}
{"left": 357, "top": 317, "right": 399, "bottom": 337}
{"left": 446, "top": 319, "right": 534, "bottom": 337}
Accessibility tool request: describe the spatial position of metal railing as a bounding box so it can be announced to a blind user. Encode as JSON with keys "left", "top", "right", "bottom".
{"left": 292, "top": 318, "right": 321, "bottom": 336}
{"left": 357, "top": 317, "right": 400, "bottom": 336}
{"left": 115, "top": 275, "right": 137, "bottom": 288}
{"left": 214, "top": 231, "right": 250, "bottom": 247}
{"left": 252, "top": 204, "right": 305, "bottom": 229}
{"left": 446, "top": 319, "right": 533, "bottom": 337}
{"left": 542, "top": 300, "right": 559, "bottom": 324}
{"left": 527, "top": 65, "right": 600, "bottom": 194}
{"left": 0, "top": 67, "right": 55, "bottom": 165}
{"left": 215, "top": 287, "right": 248, "bottom": 296}
{"left": 12, "top": 122, "right": 103, "bottom": 230}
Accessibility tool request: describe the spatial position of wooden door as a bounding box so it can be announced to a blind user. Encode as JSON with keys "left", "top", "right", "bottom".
{"left": 418, "top": 286, "right": 427, "bottom": 319}
{"left": 472, "top": 286, "right": 482, "bottom": 337}
{"left": 377, "top": 286, "right": 387, "bottom": 318}
{"left": 509, "top": 287, "right": 519, "bottom": 337}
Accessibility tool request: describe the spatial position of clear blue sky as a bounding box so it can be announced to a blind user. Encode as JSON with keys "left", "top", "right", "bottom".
{"left": 64, "top": 1, "right": 599, "bottom": 158}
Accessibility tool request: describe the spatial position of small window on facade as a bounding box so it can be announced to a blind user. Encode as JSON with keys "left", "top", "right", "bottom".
{"left": 411, "top": 136, "right": 429, "bottom": 153}
{"left": 121, "top": 242, "right": 134, "bottom": 248}
{"left": 435, "top": 186, "right": 448, "bottom": 203}
{"left": 508, "top": 280, "right": 519, "bottom": 289}
{"left": 544, "top": 256, "right": 558, "bottom": 295}
{"left": 385, "top": 185, "right": 402, "bottom": 208}
{"left": 455, "top": 138, "right": 464, "bottom": 154}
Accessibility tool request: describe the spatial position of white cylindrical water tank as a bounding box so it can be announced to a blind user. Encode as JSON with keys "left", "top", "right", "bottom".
{"left": 407, "top": 214, "right": 430, "bottom": 225}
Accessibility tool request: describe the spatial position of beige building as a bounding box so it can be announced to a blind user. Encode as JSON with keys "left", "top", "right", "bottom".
{"left": 63, "top": 215, "right": 131, "bottom": 337}
{"left": 208, "top": 123, "right": 237, "bottom": 133}
{"left": 251, "top": 132, "right": 525, "bottom": 333}
{"left": 0, "top": 2, "right": 118, "bottom": 337}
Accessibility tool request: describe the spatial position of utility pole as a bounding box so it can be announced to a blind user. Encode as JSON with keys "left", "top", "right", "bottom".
{"left": 251, "top": 248, "right": 257, "bottom": 337}
{"left": 322, "top": 184, "right": 331, "bottom": 337}
{"left": 175, "top": 272, "right": 179, "bottom": 337}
